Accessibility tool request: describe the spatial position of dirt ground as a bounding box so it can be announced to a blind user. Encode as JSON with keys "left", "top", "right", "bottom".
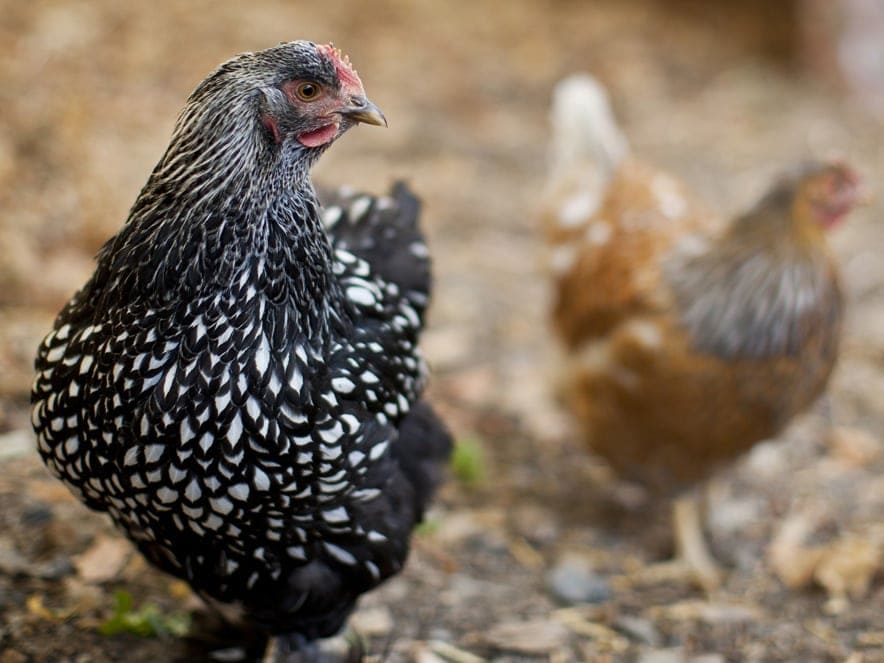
{"left": 1, "top": 1, "right": 883, "bottom": 661}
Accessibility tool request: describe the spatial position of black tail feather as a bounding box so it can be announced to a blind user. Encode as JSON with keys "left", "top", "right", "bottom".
{"left": 320, "top": 182, "right": 432, "bottom": 317}
{"left": 393, "top": 401, "right": 452, "bottom": 519}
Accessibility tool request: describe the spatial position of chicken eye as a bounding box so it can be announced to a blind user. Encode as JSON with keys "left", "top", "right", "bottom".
{"left": 295, "top": 82, "right": 321, "bottom": 101}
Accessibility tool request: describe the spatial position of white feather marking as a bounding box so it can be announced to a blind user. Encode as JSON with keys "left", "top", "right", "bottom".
{"left": 203, "top": 514, "right": 223, "bottom": 530}
{"left": 331, "top": 377, "right": 355, "bottom": 394}
{"left": 227, "top": 412, "right": 243, "bottom": 446}
{"left": 319, "top": 422, "right": 344, "bottom": 444}
{"left": 323, "top": 206, "right": 342, "bottom": 227}
{"left": 229, "top": 483, "right": 250, "bottom": 501}
{"left": 349, "top": 195, "right": 371, "bottom": 220}
{"left": 180, "top": 419, "right": 196, "bottom": 443}
{"left": 370, "top": 440, "right": 389, "bottom": 460}
{"left": 253, "top": 468, "right": 270, "bottom": 491}
{"left": 157, "top": 487, "right": 178, "bottom": 504}
{"left": 210, "top": 497, "right": 233, "bottom": 514}
{"left": 346, "top": 286, "right": 376, "bottom": 307}
{"left": 322, "top": 507, "right": 349, "bottom": 523}
{"left": 45, "top": 345, "right": 67, "bottom": 363}
{"left": 145, "top": 444, "right": 164, "bottom": 464}
{"left": 323, "top": 542, "right": 357, "bottom": 565}
{"left": 254, "top": 334, "right": 270, "bottom": 376}
{"left": 185, "top": 479, "right": 202, "bottom": 502}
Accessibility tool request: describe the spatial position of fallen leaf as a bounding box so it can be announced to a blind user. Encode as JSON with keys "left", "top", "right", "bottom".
{"left": 768, "top": 508, "right": 829, "bottom": 590}
{"left": 26, "top": 594, "right": 74, "bottom": 621}
{"left": 650, "top": 600, "right": 763, "bottom": 624}
{"left": 814, "top": 534, "right": 882, "bottom": 600}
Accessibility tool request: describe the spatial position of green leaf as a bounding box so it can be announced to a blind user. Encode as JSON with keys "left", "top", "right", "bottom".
{"left": 99, "top": 589, "right": 190, "bottom": 638}
{"left": 451, "top": 436, "right": 485, "bottom": 486}
{"left": 414, "top": 518, "right": 440, "bottom": 536}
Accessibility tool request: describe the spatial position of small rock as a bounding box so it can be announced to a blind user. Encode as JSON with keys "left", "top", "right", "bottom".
{"left": 439, "top": 573, "right": 486, "bottom": 607}
{"left": 0, "top": 541, "right": 30, "bottom": 576}
{"left": 615, "top": 615, "right": 662, "bottom": 646}
{"left": 827, "top": 426, "right": 881, "bottom": 467}
{"left": 547, "top": 556, "right": 613, "bottom": 605}
{"left": 511, "top": 504, "right": 561, "bottom": 546}
{"left": 34, "top": 554, "right": 74, "bottom": 580}
{"left": 349, "top": 606, "right": 394, "bottom": 637}
{"left": 63, "top": 577, "right": 105, "bottom": 613}
{"left": 21, "top": 503, "right": 54, "bottom": 528}
{"left": 554, "top": 607, "right": 629, "bottom": 649}
{"left": 427, "top": 627, "right": 455, "bottom": 642}
{"left": 73, "top": 535, "right": 132, "bottom": 583}
{"left": 427, "top": 640, "right": 485, "bottom": 663}
{"left": 444, "top": 366, "right": 496, "bottom": 406}
{"left": 433, "top": 511, "right": 486, "bottom": 545}
{"left": 484, "top": 618, "right": 570, "bottom": 655}
{"left": 706, "top": 495, "right": 761, "bottom": 537}
{"left": 637, "top": 648, "right": 685, "bottom": 663}
{"left": 744, "top": 442, "right": 790, "bottom": 480}
{"left": 0, "top": 649, "right": 27, "bottom": 663}
{"left": 638, "top": 648, "right": 724, "bottom": 663}
{"left": 421, "top": 326, "right": 474, "bottom": 370}
{"left": 412, "top": 645, "right": 446, "bottom": 663}
{"left": 0, "top": 430, "right": 34, "bottom": 461}
{"left": 208, "top": 647, "right": 248, "bottom": 662}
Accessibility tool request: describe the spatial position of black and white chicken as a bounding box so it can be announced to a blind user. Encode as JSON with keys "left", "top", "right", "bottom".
{"left": 31, "top": 41, "right": 451, "bottom": 659}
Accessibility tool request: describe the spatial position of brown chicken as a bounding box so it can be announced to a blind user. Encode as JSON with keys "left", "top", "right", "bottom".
{"left": 541, "top": 74, "right": 861, "bottom": 589}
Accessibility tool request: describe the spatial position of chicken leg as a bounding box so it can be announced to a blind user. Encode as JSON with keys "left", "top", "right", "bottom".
{"left": 672, "top": 491, "right": 722, "bottom": 592}
{"left": 633, "top": 489, "right": 723, "bottom": 592}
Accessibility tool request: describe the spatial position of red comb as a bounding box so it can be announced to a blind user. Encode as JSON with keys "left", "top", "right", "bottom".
{"left": 318, "top": 43, "right": 363, "bottom": 90}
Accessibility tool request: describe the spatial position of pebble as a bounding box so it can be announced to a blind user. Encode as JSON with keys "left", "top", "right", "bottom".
{"left": 412, "top": 646, "right": 446, "bottom": 663}
{"left": 420, "top": 326, "right": 474, "bottom": 370}
{"left": 827, "top": 426, "right": 881, "bottom": 467}
{"left": 615, "top": 615, "right": 662, "bottom": 646}
{"left": 20, "top": 503, "right": 53, "bottom": 528}
{"left": 511, "top": 504, "right": 561, "bottom": 546}
{"left": 0, "top": 650, "right": 27, "bottom": 663}
{"left": 0, "top": 430, "right": 34, "bottom": 461}
{"left": 637, "top": 649, "right": 723, "bottom": 663}
{"left": 349, "top": 606, "right": 394, "bottom": 637}
{"left": 34, "top": 555, "right": 74, "bottom": 581}
{"left": 637, "top": 648, "right": 685, "bottom": 663}
{"left": 73, "top": 535, "right": 132, "bottom": 583}
{"left": 0, "top": 541, "right": 30, "bottom": 576}
{"left": 484, "top": 618, "right": 570, "bottom": 655}
{"left": 546, "top": 556, "right": 613, "bottom": 605}
{"left": 207, "top": 647, "right": 248, "bottom": 662}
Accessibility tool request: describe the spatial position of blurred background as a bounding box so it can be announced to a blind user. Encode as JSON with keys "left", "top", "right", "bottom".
{"left": 1, "top": 1, "right": 882, "bottom": 661}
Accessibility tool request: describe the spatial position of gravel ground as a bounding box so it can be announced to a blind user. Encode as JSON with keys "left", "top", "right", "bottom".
{"left": 1, "top": 1, "right": 883, "bottom": 661}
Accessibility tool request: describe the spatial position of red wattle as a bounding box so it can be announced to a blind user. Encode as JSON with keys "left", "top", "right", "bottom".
{"left": 297, "top": 123, "right": 339, "bottom": 148}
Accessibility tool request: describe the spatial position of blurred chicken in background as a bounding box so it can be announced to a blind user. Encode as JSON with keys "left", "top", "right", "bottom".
{"left": 540, "top": 74, "right": 861, "bottom": 590}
